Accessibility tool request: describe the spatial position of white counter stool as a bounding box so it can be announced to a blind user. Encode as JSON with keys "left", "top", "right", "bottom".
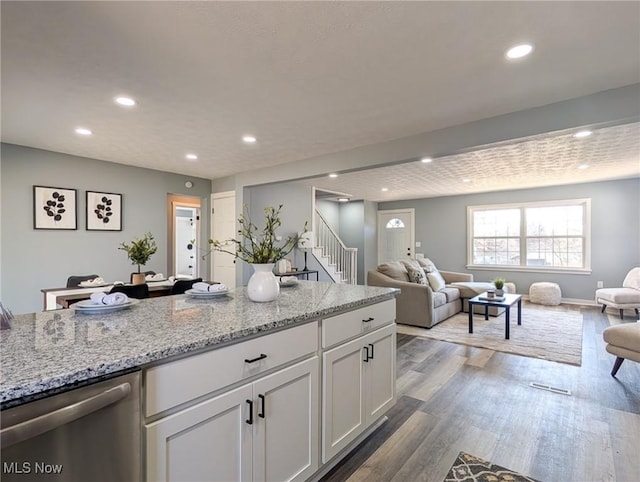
{"left": 529, "top": 282, "right": 561, "bottom": 305}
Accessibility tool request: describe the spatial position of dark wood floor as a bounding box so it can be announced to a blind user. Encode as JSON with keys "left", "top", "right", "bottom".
{"left": 321, "top": 306, "right": 640, "bottom": 482}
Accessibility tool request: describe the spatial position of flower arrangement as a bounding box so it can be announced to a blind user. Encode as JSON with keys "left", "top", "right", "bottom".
{"left": 119, "top": 232, "right": 158, "bottom": 272}
{"left": 209, "top": 204, "right": 307, "bottom": 264}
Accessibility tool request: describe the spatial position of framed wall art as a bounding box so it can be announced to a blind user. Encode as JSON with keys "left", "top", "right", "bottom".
{"left": 86, "top": 191, "right": 122, "bottom": 231}
{"left": 33, "top": 185, "right": 77, "bottom": 230}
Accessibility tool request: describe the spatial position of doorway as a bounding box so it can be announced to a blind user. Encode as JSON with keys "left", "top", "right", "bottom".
{"left": 167, "top": 195, "right": 201, "bottom": 279}
{"left": 377, "top": 208, "right": 415, "bottom": 264}
{"left": 211, "top": 191, "right": 236, "bottom": 287}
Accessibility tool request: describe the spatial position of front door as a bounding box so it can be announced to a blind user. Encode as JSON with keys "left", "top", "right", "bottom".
{"left": 377, "top": 209, "right": 415, "bottom": 264}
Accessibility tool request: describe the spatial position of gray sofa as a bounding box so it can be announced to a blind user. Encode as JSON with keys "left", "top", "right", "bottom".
{"left": 367, "top": 258, "right": 515, "bottom": 328}
{"left": 367, "top": 259, "right": 472, "bottom": 328}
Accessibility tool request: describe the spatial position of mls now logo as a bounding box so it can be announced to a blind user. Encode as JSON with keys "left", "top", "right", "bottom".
{"left": 3, "top": 461, "right": 63, "bottom": 475}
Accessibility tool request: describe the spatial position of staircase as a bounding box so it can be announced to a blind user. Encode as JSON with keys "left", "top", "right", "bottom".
{"left": 313, "top": 209, "right": 357, "bottom": 284}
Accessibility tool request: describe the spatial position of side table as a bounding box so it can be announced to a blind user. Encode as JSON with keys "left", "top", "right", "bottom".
{"left": 276, "top": 270, "right": 319, "bottom": 281}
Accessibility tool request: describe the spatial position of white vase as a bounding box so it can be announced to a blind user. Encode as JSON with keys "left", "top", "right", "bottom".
{"left": 247, "top": 263, "right": 280, "bottom": 302}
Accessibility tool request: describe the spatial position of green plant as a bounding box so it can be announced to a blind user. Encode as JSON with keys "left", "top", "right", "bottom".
{"left": 209, "top": 204, "right": 307, "bottom": 264}
{"left": 493, "top": 277, "right": 506, "bottom": 290}
{"left": 119, "top": 232, "right": 158, "bottom": 272}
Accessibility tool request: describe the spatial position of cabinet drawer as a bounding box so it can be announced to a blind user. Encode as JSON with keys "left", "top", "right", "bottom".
{"left": 145, "top": 321, "right": 318, "bottom": 417}
{"left": 322, "top": 299, "right": 395, "bottom": 349}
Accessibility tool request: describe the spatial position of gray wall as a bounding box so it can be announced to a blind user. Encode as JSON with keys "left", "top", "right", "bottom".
{"left": 243, "top": 182, "right": 323, "bottom": 283}
{"left": 316, "top": 199, "right": 339, "bottom": 231}
{"left": 1, "top": 143, "right": 212, "bottom": 314}
{"left": 338, "top": 202, "right": 365, "bottom": 284}
{"left": 379, "top": 178, "right": 640, "bottom": 301}
{"left": 363, "top": 200, "right": 379, "bottom": 279}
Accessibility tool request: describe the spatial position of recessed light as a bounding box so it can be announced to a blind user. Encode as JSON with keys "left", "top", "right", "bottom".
{"left": 337, "top": 197, "right": 350, "bottom": 202}
{"left": 75, "top": 127, "right": 92, "bottom": 136}
{"left": 115, "top": 96, "right": 136, "bottom": 107}
{"left": 506, "top": 43, "right": 534, "bottom": 60}
{"left": 242, "top": 135, "right": 257, "bottom": 144}
{"left": 328, "top": 173, "right": 338, "bottom": 178}
{"left": 185, "top": 153, "right": 198, "bottom": 160}
{"left": 574, "top": 130, "right": 593, "bottom": 139}
{"left": 462, "top": 179, "right": 471, "bottom": 183}
{"left": 578, "top": 164, "right": 589, "bottom": 170}
{"left": 381, "top": 187, "right": 389, "bottom": 192}
{"left": 420, "top": 157, "right": 433, "bottom": 163}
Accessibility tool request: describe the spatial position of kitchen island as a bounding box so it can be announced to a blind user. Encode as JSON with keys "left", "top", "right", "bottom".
{"left": 1, "top": 281, "right": 399, "bottom": 481}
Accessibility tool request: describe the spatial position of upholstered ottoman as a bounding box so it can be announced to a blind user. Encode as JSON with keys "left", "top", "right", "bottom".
{"left": 529, "top": 282, "right": 561, "bottom": 305}
{"left": 450, "top": 281, "right": 517, "bottom": 316}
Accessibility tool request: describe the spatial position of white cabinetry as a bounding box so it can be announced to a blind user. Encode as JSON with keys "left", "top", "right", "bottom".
{"left": 144, "top": 297, "right": 397, "bottom": 481}
{"left": 146, "top": 383, "right": 253, "bottom": 482}
{"left": 145, "top": 323, "right": 318, "bottom": 482}
{"left": 321, "top": 302, "right": 396, "bottom": 463}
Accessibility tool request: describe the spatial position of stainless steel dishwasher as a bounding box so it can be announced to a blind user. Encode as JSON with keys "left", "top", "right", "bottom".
{"left": 1, "top": 371, "right": 141, "bottom": 481}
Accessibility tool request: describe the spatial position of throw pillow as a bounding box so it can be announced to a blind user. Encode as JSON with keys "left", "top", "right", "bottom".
{"left": 427, "top": 270, "right": 447, "bottom": 291}
{"left": 406, "top": 265, "right": 428, "bottom": 285}
{"left": 377, "top": 261, "right": 410, "bottom": 282}
{"left": 416, "top": 257, "right": 437, "bottom": 273}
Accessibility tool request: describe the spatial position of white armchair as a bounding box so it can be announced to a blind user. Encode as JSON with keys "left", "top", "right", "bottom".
{"left": 595, "top": 267, "right": 640, "bottom": 320}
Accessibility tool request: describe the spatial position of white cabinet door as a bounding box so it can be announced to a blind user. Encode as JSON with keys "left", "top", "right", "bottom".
{"left": 146, "top": 384, "right": 253, "bottom": 482}
{"left": 363, "top": 324, "right": 396, "bottom": 423}
{"left": 322, "top": 336, "right": 366, "bottom": 462}
{"left": 322, "top": 323, "right": 397, "bottom": 464}
{"left": 253, "top": 357, "right": 319, "bottom": 482}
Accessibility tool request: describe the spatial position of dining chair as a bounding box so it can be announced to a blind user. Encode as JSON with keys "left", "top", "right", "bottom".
{"left": 170, "top": 278, "right": 203, "bottom": 295}
{"left": 66, "top": 274, "right": 100, "bottom": 287}
{"left": 109, "top": 283, "right": 150, "bottom": 299}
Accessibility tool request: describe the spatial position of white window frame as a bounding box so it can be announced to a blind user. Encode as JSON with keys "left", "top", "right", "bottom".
{"left": 467, "top": 198, "right": 591, "bottom": 274}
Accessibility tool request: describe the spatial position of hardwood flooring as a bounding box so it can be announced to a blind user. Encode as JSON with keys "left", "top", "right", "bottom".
{"left": 321, "top": 306, "right": 640, "bottom": 482}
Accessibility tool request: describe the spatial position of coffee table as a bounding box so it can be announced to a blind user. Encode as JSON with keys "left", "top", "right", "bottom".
{"left": 468, "top": 292, "right": 523, "bottom": 339}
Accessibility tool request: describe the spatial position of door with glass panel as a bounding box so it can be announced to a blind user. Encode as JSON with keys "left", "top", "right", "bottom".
{"left": 377, "top": 209, "right": 415, "bottom": 264}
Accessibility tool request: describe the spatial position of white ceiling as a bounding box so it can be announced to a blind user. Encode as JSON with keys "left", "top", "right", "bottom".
{"left": 2, "top": 1, "right": 639, "bottom": 200}
{"left": 297, "top": 121, "right": 640, "bottom": 201}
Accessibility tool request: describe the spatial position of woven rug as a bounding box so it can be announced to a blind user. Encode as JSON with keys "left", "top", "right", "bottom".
{"left": 397, "top": 303, "right": 583, "bottom": 366}
{"left": 444, "top": 452, "right": 539, "bottom": 482}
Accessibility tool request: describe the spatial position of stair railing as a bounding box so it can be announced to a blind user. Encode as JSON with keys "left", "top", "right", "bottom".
{"left": 315, "top": 209, "right": 357, "bottom": 284}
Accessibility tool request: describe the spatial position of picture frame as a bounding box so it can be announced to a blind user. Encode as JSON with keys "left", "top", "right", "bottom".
{"left": 33, "top": 185, "right": 77, "bottom": 230}
{"left": 86, "top": 191, "right": 122, "bottom": 231}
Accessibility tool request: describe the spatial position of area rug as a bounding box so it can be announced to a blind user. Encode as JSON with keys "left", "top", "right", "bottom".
{"left": 397, "top": 304, "right": 583, "bottom": 366}
{"left": 444, "top": 452, "right": 539, "bottom": 482}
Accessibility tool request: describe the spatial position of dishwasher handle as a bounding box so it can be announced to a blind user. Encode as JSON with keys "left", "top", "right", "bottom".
{"left": 1, "top": 382, "right": 131, "bottom": 449}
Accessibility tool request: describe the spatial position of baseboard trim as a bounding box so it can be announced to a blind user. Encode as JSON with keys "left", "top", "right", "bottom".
{"left": 308, "top": 416, "right": 389, "bottom": 482}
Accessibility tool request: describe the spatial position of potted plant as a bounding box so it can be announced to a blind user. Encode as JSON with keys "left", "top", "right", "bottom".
{"left": 119, "top": 232, "right": 158, "bottom": 284}
{"left": 493, "top": 277, "right": 506, "bottom": 296}
{"left": 209, "top": 204, "right": 307, "bottom": 302}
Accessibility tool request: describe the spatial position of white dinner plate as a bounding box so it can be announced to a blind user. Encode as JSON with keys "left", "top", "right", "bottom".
{"left": 185, "top": 288, "right": 230, "bottom": 298}
{"left": 72, "top": 298, "right": 140, "bottom": 314}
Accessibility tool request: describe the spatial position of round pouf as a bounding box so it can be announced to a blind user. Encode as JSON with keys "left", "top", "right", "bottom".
{"left": 529, "top": 282, "right": 562, "bottom": 305}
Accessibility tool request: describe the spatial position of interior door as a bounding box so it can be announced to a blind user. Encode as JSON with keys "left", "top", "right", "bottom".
{"left": 175, "top": 207, "right": 199, "bottom": 278}
{"left": 167, "top": 195, "right": 201, "bottom": 280}
{"left": 377, "top": 209, "right": 415, "bottom": 264}
{"left": 211, "top": 192, "right": 236, "bottom": 287}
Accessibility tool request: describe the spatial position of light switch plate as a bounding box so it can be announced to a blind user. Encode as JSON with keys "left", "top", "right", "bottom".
{"left": 415, "top": 241, "right": 421, "bottom": 247}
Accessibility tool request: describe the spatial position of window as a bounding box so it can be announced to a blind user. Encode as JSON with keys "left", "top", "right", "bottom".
{"left": 386, "top": 218, "right": 405, "bottom": 229}
{"left": 468, "top": 199, "right": 590, "bottom": 272}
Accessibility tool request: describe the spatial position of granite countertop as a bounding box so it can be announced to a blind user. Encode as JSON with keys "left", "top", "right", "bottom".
{"left": 1, "top": 282, "right": 398, "bottom": 407}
